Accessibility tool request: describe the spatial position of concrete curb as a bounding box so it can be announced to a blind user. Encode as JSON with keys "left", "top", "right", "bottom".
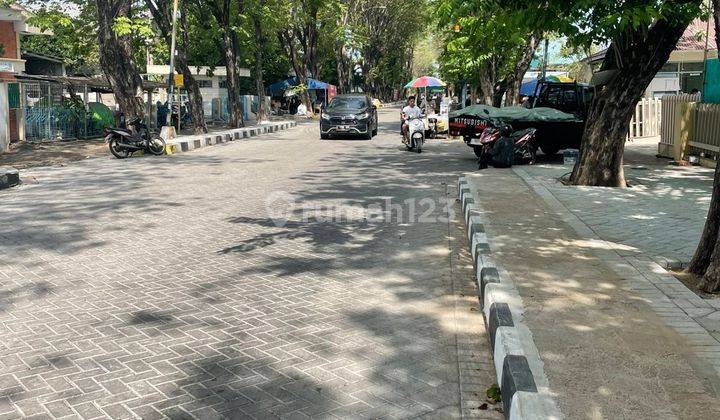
{"left": 166, "top": 121, "right": 297, "bottom": 154}
{"left": 458, "top": 176, "right": 562, "bottom": 420}
{"left": 0, "top": 167, "right": 20, "bottom": 190}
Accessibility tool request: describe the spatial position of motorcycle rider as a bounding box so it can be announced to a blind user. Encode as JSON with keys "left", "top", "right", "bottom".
{"left": 401, "top": 96, "right": 422, "bottom": 144}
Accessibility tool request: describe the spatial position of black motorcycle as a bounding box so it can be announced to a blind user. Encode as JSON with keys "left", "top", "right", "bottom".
{"left": 105, "top": 118, "right": 166, "bottom": 159}
{"left": 476, "top": 110, "right": 538, "bottom": 169}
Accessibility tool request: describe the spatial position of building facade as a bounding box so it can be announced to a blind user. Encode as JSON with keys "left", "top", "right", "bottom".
{"left": 585, "top": 19, "right": 718, "bottom": 99}
{"left": 0, "top": 5, "right": 31, "bottom": 151}
{"left": 144, "top": 64, "right": 251, "bottom": 117}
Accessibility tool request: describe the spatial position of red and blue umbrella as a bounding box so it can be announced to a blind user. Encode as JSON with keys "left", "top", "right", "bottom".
{"left": 404, "top": 76, "right": 446, "bottom": 89}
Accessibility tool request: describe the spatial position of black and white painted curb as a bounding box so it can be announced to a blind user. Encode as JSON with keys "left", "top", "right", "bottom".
{"left": 166, "top": 121, "right": 297, "bottom": 154}
{"left": 459, "top": 176, "right": 562, "bottom": 420}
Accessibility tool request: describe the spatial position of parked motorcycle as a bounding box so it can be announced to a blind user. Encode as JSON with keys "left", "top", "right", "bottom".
{"left": 105, "top": 118, "right": 166, "bottom": 159}
{"left": 476, "top": 119, "right": 537, "bottom": 169}
{"left": 403, "top": 116, "right": 425, "bottom": 153}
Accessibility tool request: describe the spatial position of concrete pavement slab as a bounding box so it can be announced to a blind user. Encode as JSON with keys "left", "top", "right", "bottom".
{"left": 466, "top": 169, "right": 720, "bottom": 419}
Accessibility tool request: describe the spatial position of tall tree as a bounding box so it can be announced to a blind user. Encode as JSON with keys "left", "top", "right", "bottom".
{"left": 252, "top": 10, "right": 268, "bottom": 123}
{"left": 687, "top": 0, "right": 720, "bottom": 293}
{"left": 206, "top": 0, "right": 244, "bottom": 127}
{"left": 145, "top": 0, "right": 208, "bottom": 133}
{"left": 278, "top": 0, "right": 331, "bottom": 115}
{"left": 353, "top": 0, "right": 426, "bottom": 99}
{"left": 333, "top": 3, "right": 352, "bottom": 94}
{"left": 504, "top": 32, "right": 541, "bottom": 106}
{"left": 95, "top": 0, "right": 146, "bottom": 120}
{"left": 247, "top": 0, "right": 276, "bottom": 123}
{"left": 566, "top": 1, "right": 702, "bottom": 186}
{"left": 435, "top": 0, "right": 542, "bottom": 106}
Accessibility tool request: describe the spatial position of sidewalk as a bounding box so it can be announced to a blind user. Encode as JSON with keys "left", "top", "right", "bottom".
{"left": 165, "top": 120, "right": 297, "bottom": 154}
{"left": 464, "top": 168, "right": 720, "bottom": 419}
{"left": 522, "top": 138, "right": 714, "bottom": 265}
{"left": 0, "top": 120, "right": 303, "bottom": 170}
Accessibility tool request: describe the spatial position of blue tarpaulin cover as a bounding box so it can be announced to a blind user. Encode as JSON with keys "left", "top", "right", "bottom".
{"left": 267, "top": 77, "right": 329, "bottom": 96}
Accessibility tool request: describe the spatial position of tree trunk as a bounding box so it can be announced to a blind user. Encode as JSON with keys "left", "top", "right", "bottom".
{"left": 334, "top": 10, "right": 349, "bottom": 94}
{"left": 505, "top": 33, "right": 541, "bottom": 107}
{"left": 95, "top": 0, "right": 145, "bottom": 121}
{"left": 278, "top": 29, "right": 314, "bottom": 116}
{"left": 493, "top": 79, "right": 507, "bottom": 108}
{"left": 687, "top": 0, "right": 720, "bottom": 292}
{"left": 570, "top": 16, "right": 697, "bottom": 187}
{"left": 209, "top": 0, "right": 244, "bottom": 128}
{"left": 252, "top": 11, "right": 268, "bottom": 124}
{"left": 478, "top": 76, "right": 494, "bottom": 106}
{"left": 469, "top": 85, "right": 478, "bottom": 105}
{"left": 335, "top": 53, "right": 347, "bottom": 94}
{"left": 145, "top": 0, "right": 207, "bottom": 134}
{"left": 179, "top": 0, "right": 207, "bottom": 133}
{"left": 226, "top": 33, "right": 245, "bottom": 128}
{"left": 689, "top": 161, "right": 720, "bottom": 275}
{"left": 478, "top": 61, "right": 497, "bottom": 106}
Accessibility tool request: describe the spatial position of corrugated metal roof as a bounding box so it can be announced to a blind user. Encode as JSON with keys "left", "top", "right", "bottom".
{"left": 584, "top": 19, "right": 718, "bottom": 65}
{"left": 677, "top": 19, "right": 717, "bottom": 51}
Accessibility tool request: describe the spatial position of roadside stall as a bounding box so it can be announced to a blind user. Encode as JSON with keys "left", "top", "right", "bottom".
{"left": 267, "top": 77, "right": 336, "bottom": 115}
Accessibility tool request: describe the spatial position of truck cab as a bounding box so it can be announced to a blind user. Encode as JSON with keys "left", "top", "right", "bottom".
{"left": 532, "top": 82, "right": 594, "bottom": 119}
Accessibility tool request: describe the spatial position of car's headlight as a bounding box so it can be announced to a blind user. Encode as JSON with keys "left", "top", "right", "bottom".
{"left": 321, "top": 113, "right": 330, "bottom": 120}
{"left": 356, "top": 112, "right": 370, "bottom": 119}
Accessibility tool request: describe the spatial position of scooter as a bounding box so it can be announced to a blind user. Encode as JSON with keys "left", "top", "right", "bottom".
{"left": 104, "top": 118, "right": 166, "bottom": 159}
{"left": 403, "top": 116, "right": 425, "bottom": 153}
{"left": 476, "top": 119, "right": 537, "bottom": 169}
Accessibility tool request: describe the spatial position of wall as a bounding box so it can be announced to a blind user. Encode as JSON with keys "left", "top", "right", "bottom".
{"left": 0, "top": 83, "right": 10, "bottom": 152}
{"left": 645, "top": 76, "right": 680, "bottom": 98}
{"left": 0, "top": 21, "right": 18, "bottom": 59}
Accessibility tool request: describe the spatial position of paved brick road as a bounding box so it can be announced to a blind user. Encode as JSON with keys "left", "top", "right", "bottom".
{"left": 0, "top": 109, "right": 500, "bottom": 419}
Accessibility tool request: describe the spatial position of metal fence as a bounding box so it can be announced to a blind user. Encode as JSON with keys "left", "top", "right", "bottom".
{"left": 22, "top": 81, "right": 112, "bottom": 142}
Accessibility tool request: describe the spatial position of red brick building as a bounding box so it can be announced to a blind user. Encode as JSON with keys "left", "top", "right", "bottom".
{"left": 0, "top": 4, "right": 42, "bottom": 152}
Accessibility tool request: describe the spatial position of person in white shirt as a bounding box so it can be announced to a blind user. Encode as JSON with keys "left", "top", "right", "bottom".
{"left": 401, "top": 96, "right": 422, "bottom": 143}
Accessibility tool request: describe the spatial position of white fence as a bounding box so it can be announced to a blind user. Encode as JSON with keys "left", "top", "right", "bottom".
{"left": 628, "top": 98, "right": 662, "bottom": 139}
{"left": 660, "top": 93, "right": 701, "bottom": 147}
{"left": 689, "top": 103, "right": 720, "bottom": 154}
{"left": 659, "top": 93, "right": 720, "bottom": 160}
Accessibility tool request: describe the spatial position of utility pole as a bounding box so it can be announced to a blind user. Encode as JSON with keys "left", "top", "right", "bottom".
{"left": 541, "top": 38, "right": 549, "bottom": 80}
{"left": 701, "top": 0, "right": 711, "bottom": 102}
{"left": 166, "top": 0, "right": 179, "bottom": 126}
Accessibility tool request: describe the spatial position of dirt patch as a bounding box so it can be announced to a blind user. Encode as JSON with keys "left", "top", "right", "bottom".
{"left": 0, "top": 139, "right": 108, "bottom": 169}
{"left": 670, "top": 269, "right": 720, "bottom": 300}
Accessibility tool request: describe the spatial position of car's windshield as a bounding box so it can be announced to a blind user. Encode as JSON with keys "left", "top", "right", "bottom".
{"left": 327, "top": 97, "right": 367, "bottom": 111}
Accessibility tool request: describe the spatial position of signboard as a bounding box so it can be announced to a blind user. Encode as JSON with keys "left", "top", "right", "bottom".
{"left": 0, "top": 62, "right": 15, "bottom": 72}
{"left": 174, "top": 74, "right": 184, "bottom": 88}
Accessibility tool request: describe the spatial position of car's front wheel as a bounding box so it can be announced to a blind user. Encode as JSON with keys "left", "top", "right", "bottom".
{"left": 321, "top": 133, "right": 330, "bottom": 140}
